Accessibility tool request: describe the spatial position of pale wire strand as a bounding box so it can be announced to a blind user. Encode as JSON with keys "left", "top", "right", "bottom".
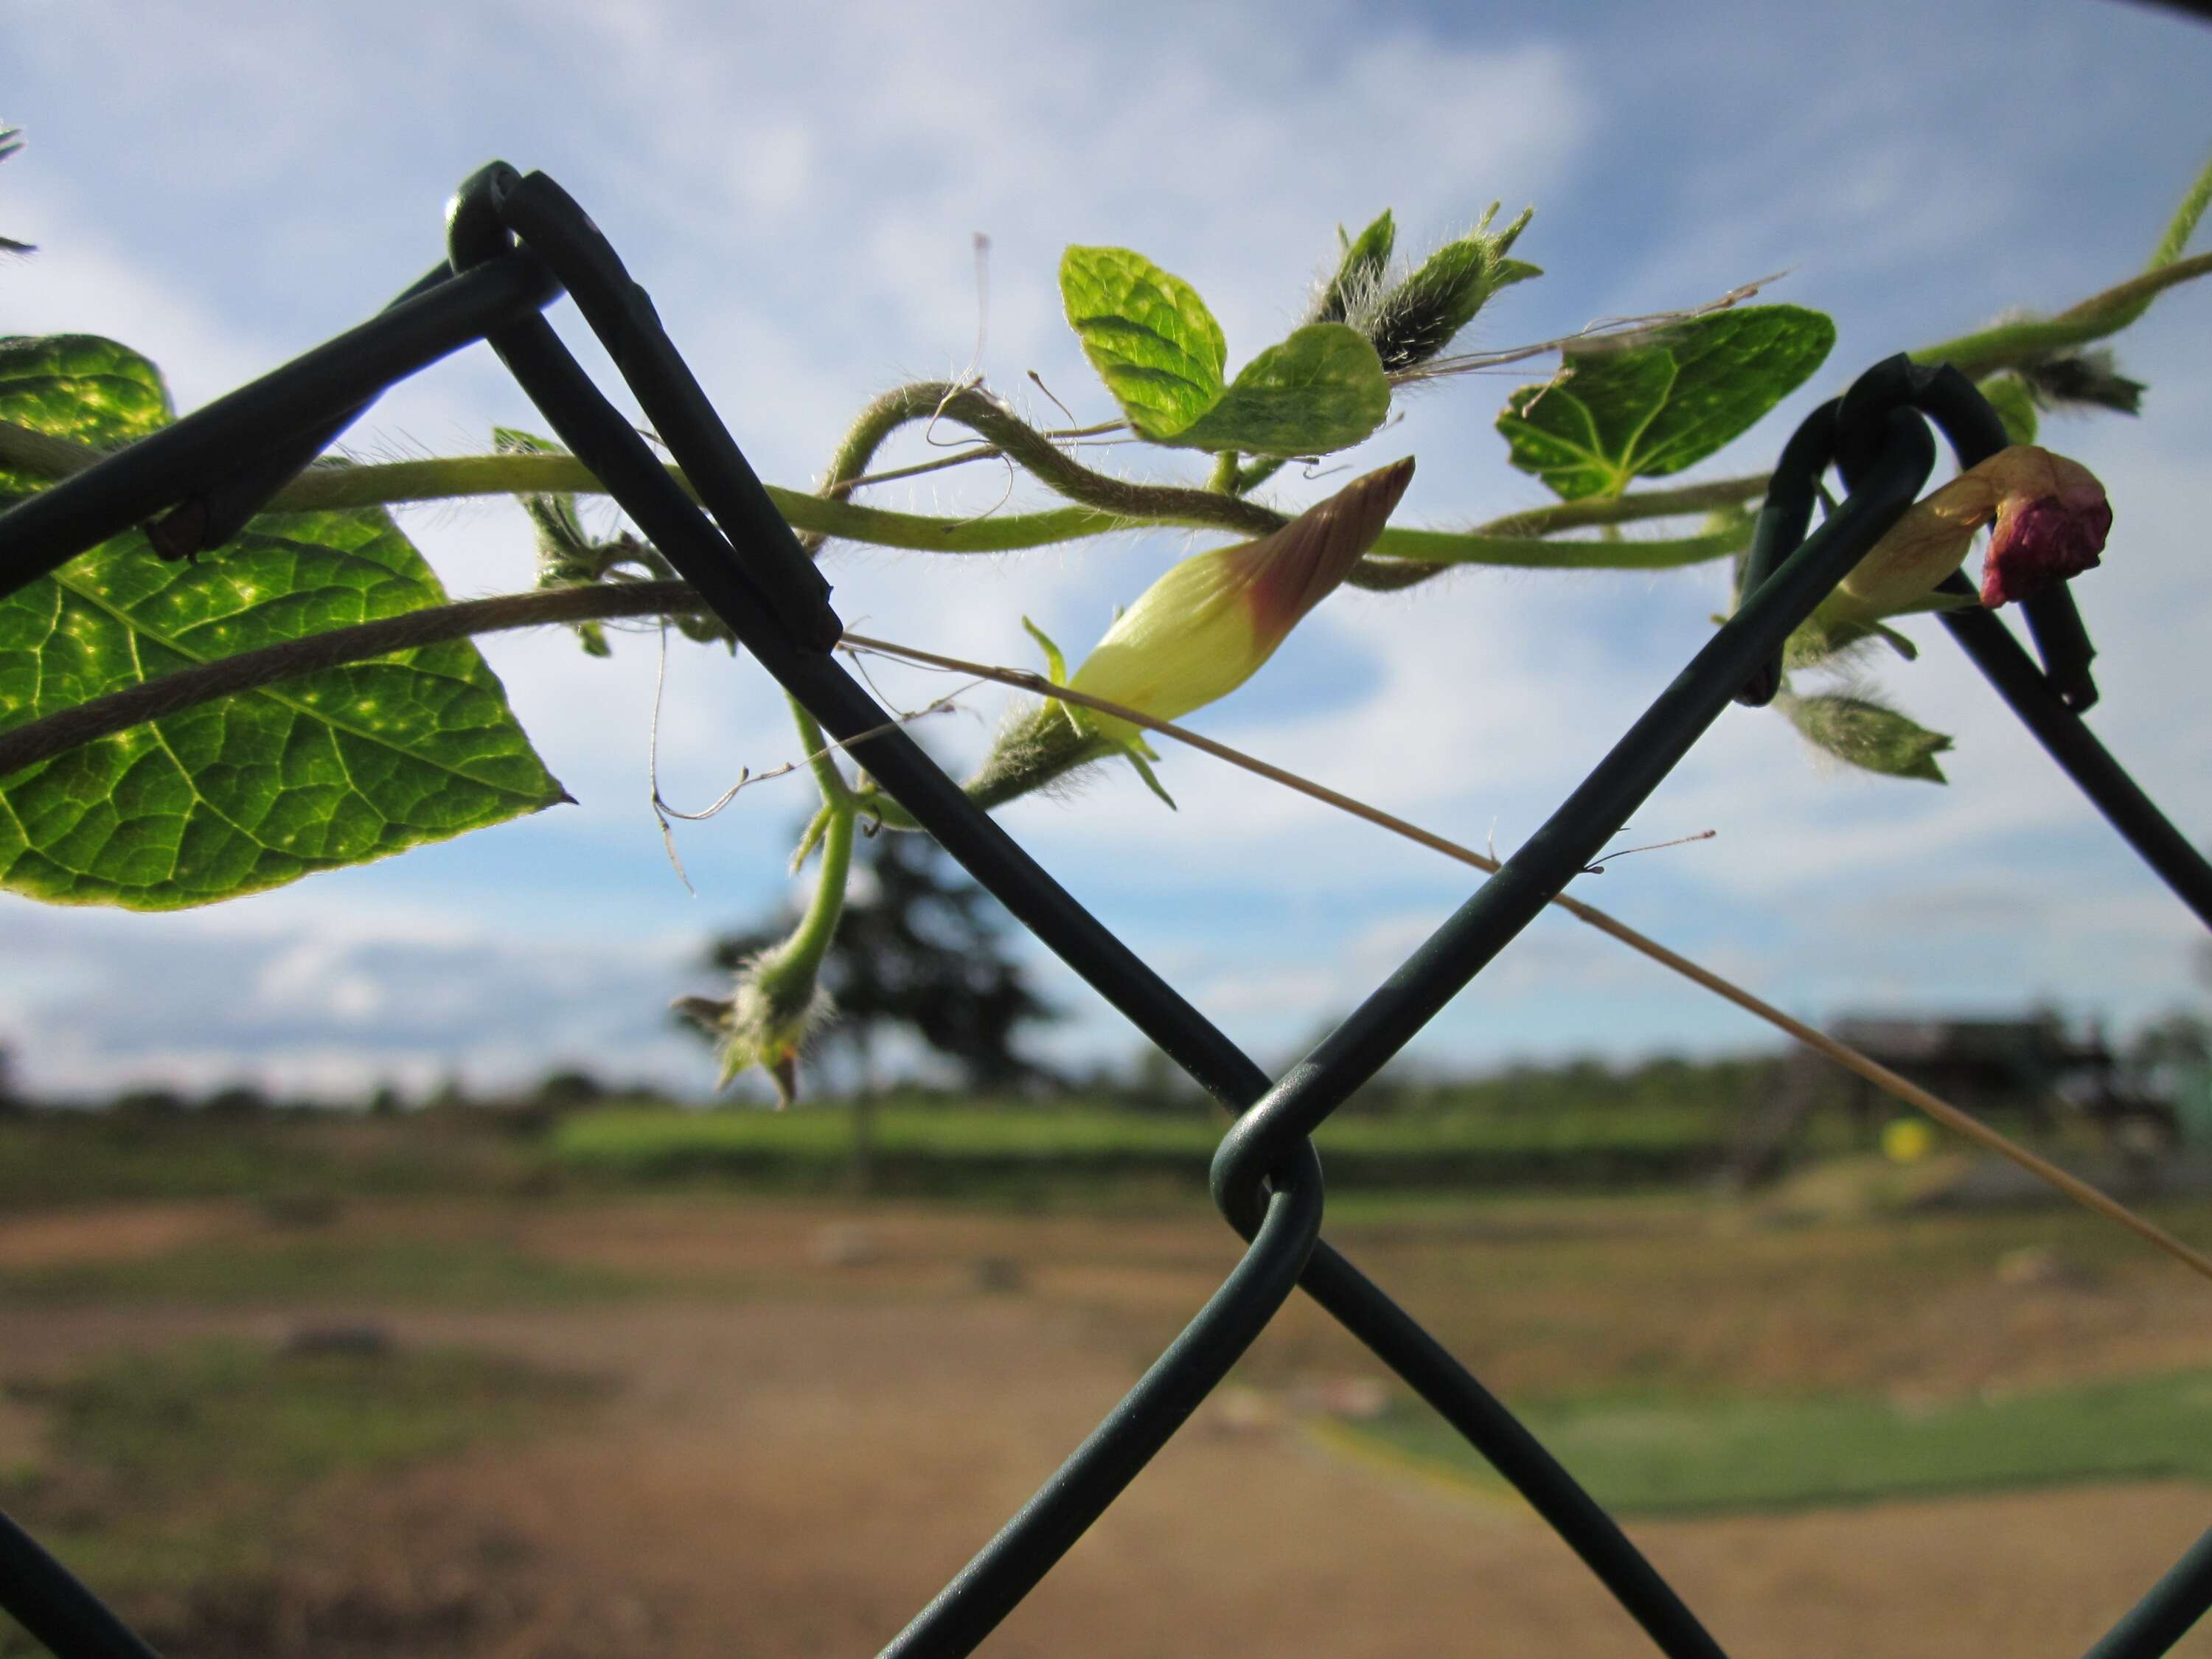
{"left": 646, "top": 623, "right": 978, "bottom": 892}
{"left": 835, "top": 629, "right": 2212, "bottom": 1287}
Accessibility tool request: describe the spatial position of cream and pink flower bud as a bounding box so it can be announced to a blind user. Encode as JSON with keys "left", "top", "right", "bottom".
{"left": 1980, "top": 453, "right": 2111, "bottom": 606}
{"left": 1833, "top": 444, "right": 2110, "bottom": 621}
{"left": 1066, "top": 456, "right": 1413, "bottom": 742}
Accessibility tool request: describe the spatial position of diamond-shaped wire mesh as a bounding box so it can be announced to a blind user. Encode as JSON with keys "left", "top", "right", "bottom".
{"left": 1, "top": 164, "right": 2208, "bottom": 1659}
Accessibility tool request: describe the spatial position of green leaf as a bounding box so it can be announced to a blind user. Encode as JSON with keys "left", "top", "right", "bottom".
{"left": 1060, "top": 246, "right": 1226, "bottom": 441}
{"left": 1021, "top": 615, "right": 1082, "bottom": 740}
{"left": 0, "top": 335, "right": 169, "bottom": 493}
{"left": 1977, "top": 375, "right": 2039, "bottom": 445}
{"left": 1497, "top": 305, "right": 1836, "bottom": 501}
{"left": 1166, "top": 323, "right": 1391, "bottom": 457}
{"left": 1494, "top": 352, "right": 1677, "bottom": 501}
{"left": 1776, "top": 691, "right": 1952, "bottom": 784}
{"left": 1060, "top": 246, "right": 1391, "bottom": 456}
{"left": 1020, "top": 615, "right": 1068, "bottom": 685}
{"left": 0, "top": 334, "right": 568, "bottom": 908}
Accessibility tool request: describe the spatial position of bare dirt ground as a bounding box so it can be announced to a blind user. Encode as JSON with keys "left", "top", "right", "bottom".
{"left": 4, "top": 1193, "right": 2209, "bottom": 1658}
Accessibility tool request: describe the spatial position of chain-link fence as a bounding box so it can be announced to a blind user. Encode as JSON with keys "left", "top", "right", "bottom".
{"left": 2, "top": 163, "right": 2208, "bottom": 1659}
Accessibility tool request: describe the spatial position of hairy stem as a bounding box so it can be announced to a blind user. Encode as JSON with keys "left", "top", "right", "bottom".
{"left": 804, "top": 382, "right": 1285, "bottom": 538}
{"left": 0, "top": 422, "right": 1138, "bottom": 554}
{"left": 788, "top": 792, "right": 855, "bottom": 967}
{"left": 0, "top": 418, "right": 1761, "bottom": 574}
{"left": 0, "top": 581, "right": 703, "bottom": 781}
{"left": 1913, "top": 253, "right": 2212, "bottom": 378}
{"left": 0, "top": 502, "right": 1750, "bottom": 789}
{"left": 781, "top": 681, "right": 857, "bottom": 969}
{"left": 1374, "top": 520, "right": 1753, "bottom": 571}
{"left": 1474, "top": 475, "right": 1770, "bottom": 535}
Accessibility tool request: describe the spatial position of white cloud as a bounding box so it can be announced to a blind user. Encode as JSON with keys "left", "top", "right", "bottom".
{"left": 0, "top": 894, "right": 711, "bottom": 1099}
{"left": 0, "top": 185, "right": 274, "bottom": 408}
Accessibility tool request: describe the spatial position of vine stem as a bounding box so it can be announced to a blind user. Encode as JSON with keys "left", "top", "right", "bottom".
{"left": 0, "top": 581, "right": 703, "bottom": 779}
{"left": 1911, "top": 252, "right": 2212, "bottom": 379}
{"left": 775, "top": 728, "right": 856, "bottom": 980}
{"left": 1910, "top": 151, "right": 2212, "bottom": 377}
{"left": 0, "top": 418, "right": 1761, "bottom": 574}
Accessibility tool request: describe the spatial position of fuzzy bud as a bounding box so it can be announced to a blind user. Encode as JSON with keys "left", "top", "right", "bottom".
{"left": 1366, "top": 206, "right": 1540, "bottom": 372}
{"left": 672, "top": 949, "right": 832, "bottom": 1107}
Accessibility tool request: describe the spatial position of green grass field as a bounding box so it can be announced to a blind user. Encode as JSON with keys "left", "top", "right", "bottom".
{"left": 549, "top": 1099, "right": 1736, "bottom": 1192}
{"left": 0, "top": 1236, "right": 647, "bottom": 1308}
{"left": 1339, "top": 1370, "right": 2212, "bottom": 1514}
{"left": 0, "top": 1093, "right": 1745, "bottom": 1208}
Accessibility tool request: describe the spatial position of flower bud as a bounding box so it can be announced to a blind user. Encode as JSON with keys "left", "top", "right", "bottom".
{"left": 1980, "top": 454, "right": 2111, "bottom": 607}
{"left": 673, "top": 948, "right": 832, "bottom": 1106}
{"left": 1368, "top": 207, "right": 1540, "bottom": 372}
{"left": 1066, "top": 456, "right": 1413, "bottom": 743}
{"left": 1832, "top": 445, "right": 2110, "bottom": 620}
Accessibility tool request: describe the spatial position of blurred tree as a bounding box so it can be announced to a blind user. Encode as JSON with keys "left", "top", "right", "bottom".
{"left": 424, "top": 1073, "right": 472, "bottom": 1113}
{"left": 110, "top": 1087, "right": 184, "bottom": 1117}
{"left": 201, "top": 1083, "right": 268, "bottom": 1119}
{"left": 534, "top": 1068, "right": 609, "bottom": 1110}
{"left": 1120, "top": 1045, "right": 1206, "bottom": 1115}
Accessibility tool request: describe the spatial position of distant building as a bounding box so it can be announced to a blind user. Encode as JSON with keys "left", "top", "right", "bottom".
{"left": 1737, "top": 1010, "right": 2177, "bottom": 1183}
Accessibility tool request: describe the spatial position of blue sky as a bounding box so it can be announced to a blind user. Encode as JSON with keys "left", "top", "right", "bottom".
{"left": 2, "top": 0, "right": 2209, "bottom": 1102}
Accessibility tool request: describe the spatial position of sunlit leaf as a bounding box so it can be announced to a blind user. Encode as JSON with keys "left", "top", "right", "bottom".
{"left": 1059, "top": 246, "right": 1226, "bottom": 441}
{"left": 0, "top": 334, "right": 568, "bottom": 908}
{"left": 1498, "top": 306, "right": 1835, "bottom": 501}
{"left": 1166, "top": 323, "right": 1391, "bottom": 456}
{"left": 1978, "top": 375, "right": 2039, "bottom": 445}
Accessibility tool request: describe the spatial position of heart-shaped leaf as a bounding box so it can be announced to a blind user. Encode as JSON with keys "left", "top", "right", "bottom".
{"left": 1166, "top": 323, "right": 1391, "bottom": 457}
{"left": 1063, "top": 248, "right": 1391, "bottom": 456}
{"left": 0, "top": 334, "right": 568, "bottom": 908}
{"left": 1498, "top": 305, "right": 1835, "bottom": 501}
{"left": 1060, "top": 246, "right": 1226, "bottom": 441}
